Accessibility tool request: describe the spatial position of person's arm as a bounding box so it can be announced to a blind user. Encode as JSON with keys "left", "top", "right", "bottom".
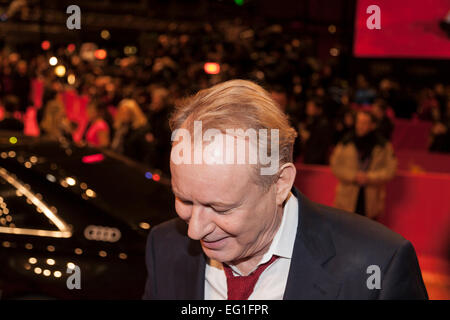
{"left": 378, "top": 240, "right": 428, "bottom": 300}
{"left": 366, "top": 143, "right": 397, "bottom": 185}
{"left": 330, "top": 144, "right": 357, "bottom": 183}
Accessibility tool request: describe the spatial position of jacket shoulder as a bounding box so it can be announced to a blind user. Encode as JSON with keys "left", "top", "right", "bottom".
{"left": 313, "top": 202, "right": 406, "bottom": 252}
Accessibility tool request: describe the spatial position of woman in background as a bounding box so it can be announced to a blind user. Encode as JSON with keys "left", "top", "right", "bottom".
{"left": 82, "top": 100, "right": 110, "bottom": 148}
{"left": 111, "top": 99, "right": 155, "bottom": 164}
{"left": 40, "top": 89, "right": 73, "bottom": 140}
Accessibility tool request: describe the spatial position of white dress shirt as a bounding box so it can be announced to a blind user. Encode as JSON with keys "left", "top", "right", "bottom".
{"left": 204, "top": 193, "right": 299, "bottom": 300}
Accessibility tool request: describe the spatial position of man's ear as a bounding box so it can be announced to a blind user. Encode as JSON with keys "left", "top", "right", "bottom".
{"left": 275, "top": 163, "right": 297, "bottom": 206}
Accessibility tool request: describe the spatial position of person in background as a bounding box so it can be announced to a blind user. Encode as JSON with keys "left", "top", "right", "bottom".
{"left": 371, "top": 98, "right": 394, "bottom": 141}
{"left": 429, "top": 98, "right": 450, "bottom": 153}
{"left": 82, "top": 100, "right": 110, "bottom": 148}
{"left": 145, "top": 86, "right": 172, "bottom": 174}
{"left": 330, "top": 111, "right": 397, "bottom": 219}
{"left": 333, "top": 107, "right": 355, "bottom": 145}
{"left": 111, "top": 99, "right": 155, "bottom": 164}
{"left": 354, "top": 74, "right": 376, "bottom": 106}
{"left": 0, "top": 95, "right": 24, "bottom": 131}
{"left": 11, "top": 60, "right": 31, "bottom": 113}
{"left": 298, "top": 97, "right": 332, "bottom": 165}
{"left": 40, "top": 89, "right": 73, "bottom": 140}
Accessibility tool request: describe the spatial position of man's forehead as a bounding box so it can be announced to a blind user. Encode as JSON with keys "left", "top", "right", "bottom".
{"left": 171, "top": 160, "right": 254, "bottom": 202}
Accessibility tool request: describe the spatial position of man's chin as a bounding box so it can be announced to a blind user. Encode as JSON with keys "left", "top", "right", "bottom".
{"left": 201, "top": 245, "right": 234, "bottom": 263}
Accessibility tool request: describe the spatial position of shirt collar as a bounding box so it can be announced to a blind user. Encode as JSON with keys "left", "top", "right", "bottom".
{"left": 227, "top": 192, "right": 299, "bottom": 275}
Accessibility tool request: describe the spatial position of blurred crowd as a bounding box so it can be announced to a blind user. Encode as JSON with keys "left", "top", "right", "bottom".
{"left": 1, "top": 21, "right": 450, "bottom": 175}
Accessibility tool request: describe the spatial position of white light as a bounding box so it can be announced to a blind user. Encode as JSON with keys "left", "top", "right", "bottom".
{"left": 46, "top": 258, "right": 55, "bottom": 265}
{"left": 65, "top": 177, "right": 76, "bottom": 186}
{"left": 49, "top": 57, "right": 58, "bottom": 66}
{"left": 29, "top": 257, "right": 37, "bottom": 264}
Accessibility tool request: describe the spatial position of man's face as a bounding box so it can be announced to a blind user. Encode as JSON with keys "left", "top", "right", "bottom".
{"left": 355, "top": 112, "right": 374, "bottom": 137}
{"left": 170, "top": 152, "right": 278, "bottom": 264}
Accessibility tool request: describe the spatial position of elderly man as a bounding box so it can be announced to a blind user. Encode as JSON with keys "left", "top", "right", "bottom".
{"left": 143, "top": 80, "right": 427, "bottom": 300}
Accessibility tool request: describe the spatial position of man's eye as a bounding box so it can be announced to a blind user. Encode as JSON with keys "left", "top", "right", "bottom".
{"left": 177, "top": 198, "right": 192, "bottom": 205}
{"left": 212, "top": 207, "right": 230, "bottom": 214}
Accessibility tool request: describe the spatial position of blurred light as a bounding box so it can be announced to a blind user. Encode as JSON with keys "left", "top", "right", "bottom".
{"left": 204, "top": 62, "right": 220, "bottom": 75}
{"left": 41, "top": 41, "right": 50, "bottom": 51}
{"left": 28, "top": 257, "right": 37, "bottom": 264}
{"left": 67, "top": 262, "right": 75, "bottom": 270}
{"left": 100, "top": 30, "right": 111, "bottom": 40}
{"left": 145, "top": 172, "right": 153, "bottom": 179}
{"left": 67, "top": 74, "right": 76, "bottom": 85}
{"left": 24, "top": 162, "right": 32, "bottom": 169}
{"left": 234, "top": 0, "right": 244, "bottom": 6}
{"left": 34, "top": 267, "right": 42, "bottom": 274}
{"left": 124, "top": 46, "right": 137, "bottom": 56}
{"left": 67, "top": 44, "right": 76, "bottom": 53}
{"left": 153, "top": 174, "right": 161, "bottom": 182}
{"left": 9, "top": 136, "right": 17, "bottom": 144}
{"left": 80, "top": 183, "right": 87, "bottom": 190}
{"left": 43, "top": 269, "right": 51, "bottom": 276}
{"left": 8, "top": 151, "right": 16, "bottom": 158}
{"left": 24, "top": 263, "right": 31, "bottom": 270}
{"left": 65, "top": 177, "right": 76, "bottom": 186}
{"left": 54, "top": 271, "right": 62, "bottom": 278}
{"left": 55, "top": 65, "right": 66, "bottom": 77}
{"left": 47, "top": 245, "right": 55, "bottom": 252}
{"left": 94, "top": 49, "right": 107, "bottom": 60}
{"left": 82, "top": 153, "right": 104, "bottom": 164}
{"left": 86, "top": 189, "right": 96, "bottom": 198}
{"left": 46, "top": 258, "right": 55, "bottom": 266}
{"left": 75, "top": 248, "right": 83, "bottom": 255}
{"left": 2, "top": 241, "right": 10, "bottom": 247}
{"left": 30, "top": 156, "right": 38, "bottom": 164}
{"left": 99, "top": 250, "right": 107, "bottom": 257}
{"left": 139, "top": 222, "right": 150, "bottom": 230}
{"left": 49, "top": 56, "right": 58, "bottom": 66}
{"left": 25, "top": 243, "right": 33, "bottom": 250}
{"left": 46, "top": 174, "right": 56, "bottom": 183}
{"left": 328, "top": 25, "right": 337, "bottom": 34}
{"left": 330, "top": 48, "right": 340, "bottom": 57}
{"left": 119, "top": 253, "right": 127, "bottom": 260}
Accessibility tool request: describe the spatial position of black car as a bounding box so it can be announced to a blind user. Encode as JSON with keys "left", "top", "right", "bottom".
{"left": 0, "top": 132, "right": 176, "bottom": 299}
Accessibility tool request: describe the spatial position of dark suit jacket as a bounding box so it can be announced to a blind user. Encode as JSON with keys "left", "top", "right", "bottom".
{"left": 143, "top": 188, "right": 428, "bottom": 299}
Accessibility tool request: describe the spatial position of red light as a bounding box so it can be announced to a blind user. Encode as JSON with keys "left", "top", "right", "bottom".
{"left": 41, "top": 41, "right": 51, "bottom": 51}
{"left": 67, "top": 44, "right": 76, "bottom": 53}
{"left": 152, "top": 174, "right": 160, "bottom": 182}
{"left": 82, "top": 154, "right": 105, "bottom": 164}
{"left": 204, "top": 62, "right": 220, "bottom": 75}
{"left": 94, "top": 49, "right": 107, "bottom": 60}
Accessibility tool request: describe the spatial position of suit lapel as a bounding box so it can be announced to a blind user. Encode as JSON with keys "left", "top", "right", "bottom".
{"left": 283, "top": 188, "right": 342, "bottom": 299}
{"left": 174, "top": 239, "right": 206, "bottom": 299}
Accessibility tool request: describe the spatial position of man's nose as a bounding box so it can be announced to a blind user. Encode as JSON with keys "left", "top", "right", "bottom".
{"left": 187, "top": 205, "right": 213, "bottom": 240}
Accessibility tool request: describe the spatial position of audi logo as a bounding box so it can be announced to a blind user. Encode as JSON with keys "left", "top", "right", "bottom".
{"left": 84, "top": 225, "right": 121, "bottom": 243}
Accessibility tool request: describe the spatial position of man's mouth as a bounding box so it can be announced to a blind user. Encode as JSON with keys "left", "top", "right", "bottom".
{"left": 201, "top": 236, "right": 229, "bottom": 249}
